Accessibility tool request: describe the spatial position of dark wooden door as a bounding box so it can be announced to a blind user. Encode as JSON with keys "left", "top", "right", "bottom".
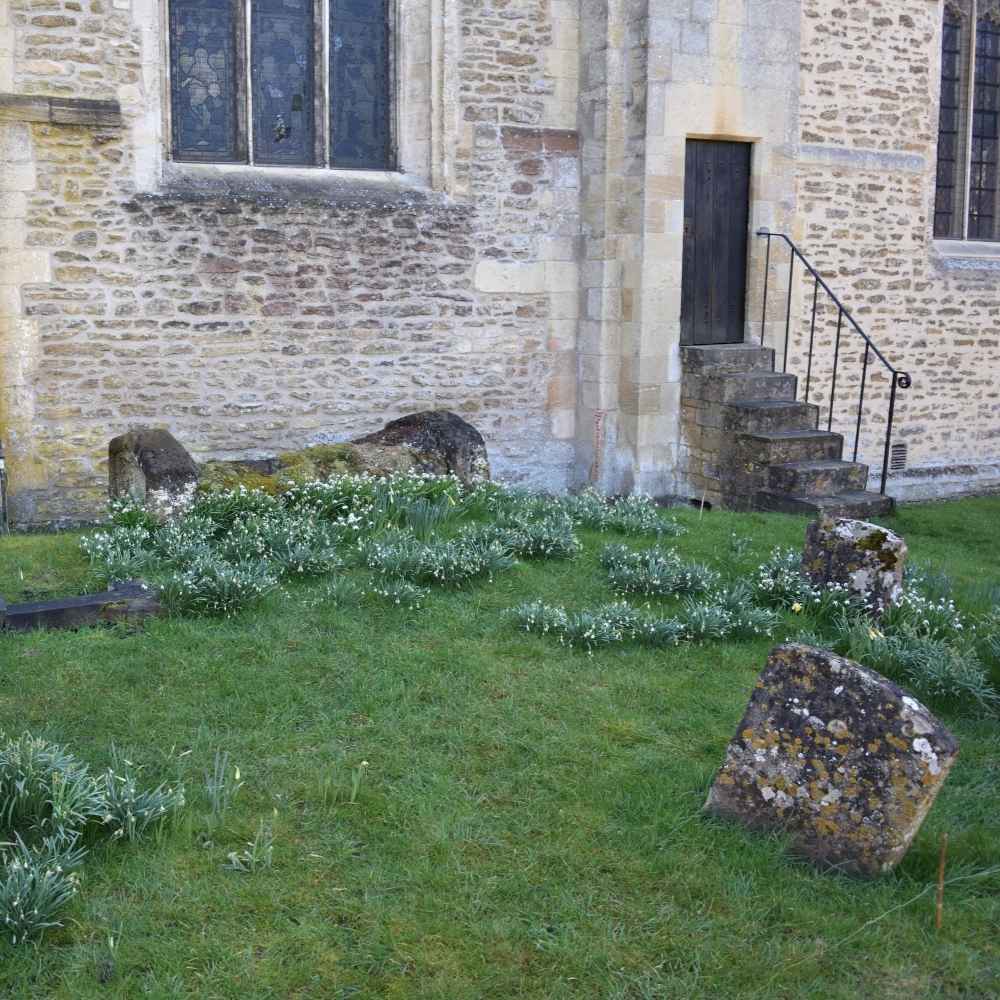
{"left": 680, "top": 140, "right": 752, "bottom": 346}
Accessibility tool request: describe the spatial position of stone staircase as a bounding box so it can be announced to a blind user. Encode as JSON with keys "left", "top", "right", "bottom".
{"left": 680, "top": 343, "right": 894, "bottom": 518}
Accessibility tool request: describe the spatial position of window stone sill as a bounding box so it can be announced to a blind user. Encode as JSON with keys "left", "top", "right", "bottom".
{"left": 932, "top": 239, "right": 1000, "bottom": 269}
{"left": 150, "top": 160, "right": 437, "bottom": 209}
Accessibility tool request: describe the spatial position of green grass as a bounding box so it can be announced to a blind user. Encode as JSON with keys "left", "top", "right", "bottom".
{"left": 0, "top": 501, "right": 998, "bottom": 999}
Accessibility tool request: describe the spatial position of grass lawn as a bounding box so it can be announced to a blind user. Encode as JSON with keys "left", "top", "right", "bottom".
{"left": 0, "top": 499, "right": 998, "bottom": 999}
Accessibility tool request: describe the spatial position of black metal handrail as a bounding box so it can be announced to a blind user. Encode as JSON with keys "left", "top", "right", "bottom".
{"left": 756, "top": 229, "right": 912, "bottom": 496}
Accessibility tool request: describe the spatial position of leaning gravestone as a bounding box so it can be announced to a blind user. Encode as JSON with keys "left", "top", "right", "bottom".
{"left": 802, "top": 516, "right": 907, "bottom": 615}
{"left": 704, "top": 643, "right": 958, "bottom": 876}
{"left": 108, "top": 429, "right": 199, "bottom": 502}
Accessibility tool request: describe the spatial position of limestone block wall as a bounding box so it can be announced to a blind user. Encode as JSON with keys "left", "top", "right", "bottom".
{"left": 578, "top": 0, "right": 801, "bottom": 501}
{"left": 653, "top": 0, "right": 802, "bottom": 501}
{"left": 679, "top": 372, "right": 725, "bottom": 505}
{"left": 795, "top": 0, "right": 1000, "bottom": 499}
{"left": 0, "top": 0, "right": 583, "bottom": 526}
{"left": 576, "top": 0, "right": 649, "bottom": 494}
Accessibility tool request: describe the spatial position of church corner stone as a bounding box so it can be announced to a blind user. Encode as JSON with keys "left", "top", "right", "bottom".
{"left": 802, "top": 516, "right": 907, "bottom": 614}
{"left": 704, "top": 643, "right": 959, "bottom": 877}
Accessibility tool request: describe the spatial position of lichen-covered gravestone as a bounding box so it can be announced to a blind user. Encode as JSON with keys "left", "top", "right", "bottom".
{"left": 704, "top": 643, "right": 958, "bottom": 876}
{"left": 802, "top": 516, "right": 907, "bottom": 614}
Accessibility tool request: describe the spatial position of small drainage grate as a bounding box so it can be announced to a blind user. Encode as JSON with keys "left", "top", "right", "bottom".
{"left": 890, "top": 443, "right": 908, "bottom": 472}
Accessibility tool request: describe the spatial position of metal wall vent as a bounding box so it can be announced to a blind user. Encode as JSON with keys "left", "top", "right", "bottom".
{"left": 890, "top": 442, "right": 908, "bottom": 473}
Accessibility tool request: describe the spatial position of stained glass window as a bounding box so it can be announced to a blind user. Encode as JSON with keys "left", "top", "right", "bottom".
{"left": 935, "top": 6, "right": 967, "bottom": 238}
{"left": 252, "top": 0, "right": 316, "bottom": 165}
{"left": 935, "top": 1, "right": 1000, "bottom": 241}
{"left": 169, "top": 0, "right": 241, "bottom": 162}
{"left": 330, "top": 0, "right": 392, "bottom": 169}
{"left": 970, "top": 11, "right": 1000, "bottom": 238}
{"left": 168, "top": 0, "right": 394, "bottom": 170}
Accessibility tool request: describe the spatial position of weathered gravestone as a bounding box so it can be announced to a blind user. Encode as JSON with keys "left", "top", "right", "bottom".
{"left": 802, "top": 516, "right": 907, "bottom": 615}
{"left": 352, "top": 410, "right": 491, "bottom": 484}
{"left": 200, "top": 411, "right": 493, "bottom": 494}
{"left": 109, "top": 429, "right": 199, "bottom": 502}
{"left": 704, "top": 643, "right": 958, "bottom": 876}
{"left": 0, "top": 581, "right": 162, "bottom": 632}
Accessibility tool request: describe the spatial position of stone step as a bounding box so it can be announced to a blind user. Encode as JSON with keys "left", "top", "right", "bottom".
{"left": 735, "top": 429, "right": 844, "bottom": 465}
{"left": 681, "top": 343, "right": 775, "bottom": 374}
{"left": 682, "top": 371, "right": 797, "bottom": 404}
{"left": 753, "top": 490, "right": 896, "bottom": 519}
{"left": 722, "top": 399, "right": 820, "bottom": 434}
{"left": 767, "top": 459, "right": 870, "bottom": 497}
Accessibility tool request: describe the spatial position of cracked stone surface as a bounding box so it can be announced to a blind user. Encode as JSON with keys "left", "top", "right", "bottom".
{"left": 704, "top": 643, "right": 959, "bottom": 876}
{"left": 802, "top": 516, "right": 907, "bottom": 614}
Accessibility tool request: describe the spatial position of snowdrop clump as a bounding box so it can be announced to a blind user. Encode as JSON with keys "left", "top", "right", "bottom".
{"left": 0, "top": 734, "right": 183, "bottom": 945}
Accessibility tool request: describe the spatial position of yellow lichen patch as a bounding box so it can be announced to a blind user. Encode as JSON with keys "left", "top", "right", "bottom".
{"left": 807, "top": 781, "right": 826, "bottom": 801}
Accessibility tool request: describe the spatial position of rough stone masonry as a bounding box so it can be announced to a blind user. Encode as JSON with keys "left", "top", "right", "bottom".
{"left": 705, "top": 643, "right": 959, "bottom": 877}
{"left": 2, "top": 0, "right": 1000, "bottom": 526}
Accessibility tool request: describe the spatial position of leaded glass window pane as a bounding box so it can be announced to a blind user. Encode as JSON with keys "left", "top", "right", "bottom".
{"left": 330, "top": 0, "right": 393, "bottom": 169}
{"left": 167, "top": 0, "right": 395, "bottom": 171}
{"left": 970, "top": 11, "right": 1000, "bottom": 239}
{"left": 251, "top": 0, "right": 317, "bottom": 166}
{"left": 169, "top": 0, "right": 242, "bottom": 162}
{"left": 935, "top": 5, "right": 970, "bottom": 238}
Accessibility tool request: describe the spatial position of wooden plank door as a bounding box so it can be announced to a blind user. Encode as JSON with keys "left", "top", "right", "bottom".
{"left": 680, "top": 139, "right": 752, "bottom": 346}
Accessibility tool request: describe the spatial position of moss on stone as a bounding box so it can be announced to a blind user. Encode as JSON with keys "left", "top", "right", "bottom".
{"left": 855, "top": 529, "right": 899, "bottom": 571}
{"left": 198, "top": 462, "right": 284, "bottom": 496}
{"left": 198, "top": 442, "right": 419, "bottom": 495}
{"left": 277, "top": 444, "right": 363, "bottom": 482}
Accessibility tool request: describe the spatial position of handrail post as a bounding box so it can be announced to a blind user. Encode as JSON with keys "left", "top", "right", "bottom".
{"left": 880, "top": 373, "right": 901, "bottom": 496}
{"left": 783, "top": 247, "right": 794, "bottom": 374}
{"left": 828, "top": 309, "right": 843, "bottom": 433}
{"left": 853, "top": 343, "right": 870, "bottom": 464}
{"left": 760, "top": 233, "right": 771, "bottom": 348}
{"left": 805, "top": 278, "right": 819, "bottom": 404}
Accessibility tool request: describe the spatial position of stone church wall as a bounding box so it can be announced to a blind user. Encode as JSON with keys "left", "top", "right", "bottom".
{"left": 795, "top": 0, "right": 1000, "bottom": 498}
{"left": 0, "top": 0, "right": 582, "bottom": 526}
{"left": 3, "top": 0, "right": 1000, "bottom": 524}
